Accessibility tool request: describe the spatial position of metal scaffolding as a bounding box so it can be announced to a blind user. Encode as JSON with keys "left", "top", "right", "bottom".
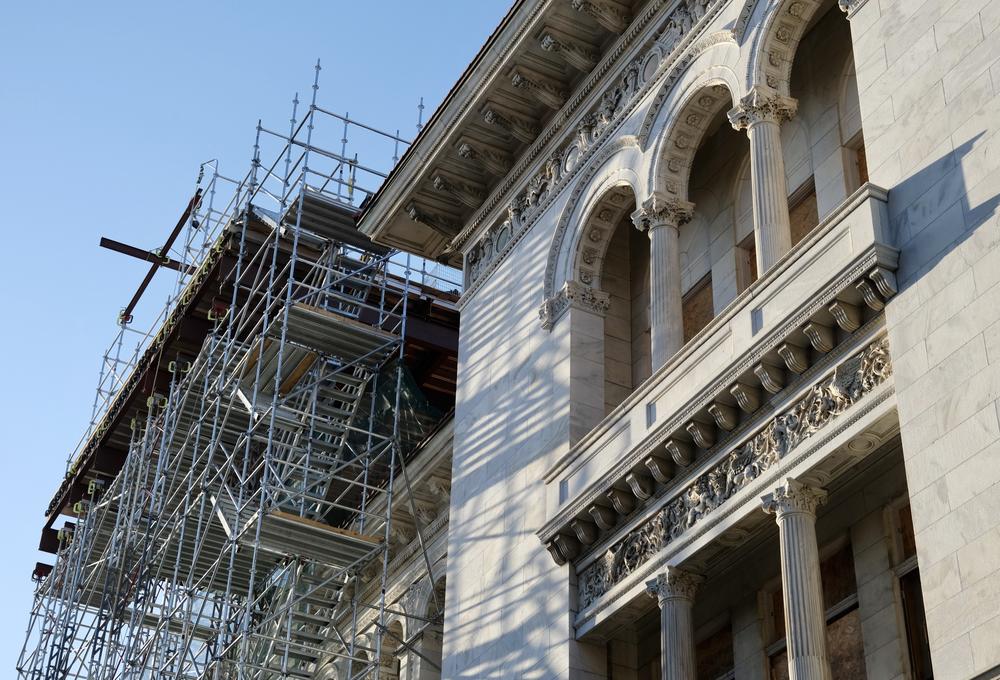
{"left": 18, "top": 62, "right": 458, "bottom": 680}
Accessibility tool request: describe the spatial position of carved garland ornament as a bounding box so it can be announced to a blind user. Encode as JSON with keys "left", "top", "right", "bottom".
{"left": 577, "top": 336, "right": 891, "bottom": 610}
{"left": 464, "top": 0, "right": 722, "bottom": 293}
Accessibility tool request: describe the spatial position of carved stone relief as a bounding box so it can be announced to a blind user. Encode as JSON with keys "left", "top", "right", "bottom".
{"left": 576, "top": 336, "right": 891, "bottom": 609}
{"left": 464, "top": 0, "right": 725, "bottom": 293}
{"left": 539, "top": 280, "right": 612, "bottom": 330}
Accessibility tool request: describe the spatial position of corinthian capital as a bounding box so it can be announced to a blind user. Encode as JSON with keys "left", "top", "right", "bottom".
{"left": 838, "top": 0, "right": 869, "bottom": 17}
{"left": 728, "top": 86, "right": 798, "bottom": 130}
{"left": 761, "top": 477, "right": 828, "bottom": 518}
{"left": 645, "top": 567, "right": 703, "bottom": 604}
{"left": 631, "top": 195, "right": 695, "bottom": 231}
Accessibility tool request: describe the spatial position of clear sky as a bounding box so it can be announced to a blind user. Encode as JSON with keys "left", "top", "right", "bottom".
{"left": 0, "top": 1, "right": 509, "bottom": 669}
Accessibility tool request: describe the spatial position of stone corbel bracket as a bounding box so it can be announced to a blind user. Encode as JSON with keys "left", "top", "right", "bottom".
{"left": 570, "top": 333, "right": 894, "bottom": 611}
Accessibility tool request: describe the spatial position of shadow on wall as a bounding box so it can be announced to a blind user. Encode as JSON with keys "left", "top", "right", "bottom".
{"left": 444, "top": 223, "right": 578, "bottom": 678}
{"left": 889, "top": 131, "right": 999, "bottom": 286}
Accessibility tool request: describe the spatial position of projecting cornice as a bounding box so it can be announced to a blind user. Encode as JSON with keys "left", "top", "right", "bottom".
{"left": 356, "top": 0, "right": 653, "bottom": 266}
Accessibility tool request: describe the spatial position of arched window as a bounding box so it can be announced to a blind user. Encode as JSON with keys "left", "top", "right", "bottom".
{"left": 777, "top": 1, "right": 867, "bottom": 241}
{"left": 409, "top": 576, "right": 445, "bottom": 680}
{"left": 601, "top": 207, "right": 651, "bottom": 413}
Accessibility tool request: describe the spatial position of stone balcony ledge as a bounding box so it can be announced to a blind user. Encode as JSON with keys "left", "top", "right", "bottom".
{"left": 537, "top": 183, "right": 897, "bottom": 563}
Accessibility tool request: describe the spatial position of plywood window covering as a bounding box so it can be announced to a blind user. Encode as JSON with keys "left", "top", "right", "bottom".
{"left": 856, "top": 143, "right": 869, "bottom": 185}
{"left": 893, "top": 503, "right": 933, "bottom": 680}
{"left": 788, "top": 178, "right": 819, "bottom": 247}
{"left": 736, "top": 233, "right": 758, "bottom": 293}
{"left": 696, "top": 623, "right": 735, "bottom": 680}
{"left": 767, "top": 541, "right": 867, "bottom": 678}
{"left": 682, "top": 274, "right": 714, "bottom": 344}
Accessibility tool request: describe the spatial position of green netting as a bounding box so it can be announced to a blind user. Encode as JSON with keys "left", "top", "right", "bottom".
{"left": 347, "top": 358, "right": 442, "bottom": 459}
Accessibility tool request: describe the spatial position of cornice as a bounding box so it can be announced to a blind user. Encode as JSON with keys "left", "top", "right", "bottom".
{"left": 541, "top": 182, "right": 890, "bottom": 488}
{"left": 573, "top": 333, "right": 892, "bottom": 610}
{"left": 357, "top": 0, "right": 547, "bottom": 240}
{"left": 459, "top": 0, "right": 732, "bottom": 307}
{"left": 451, "top": 0, "right": 679, "bottom": 254}
{"left": 576, "top": 379, "right": 896, "bottom": 626}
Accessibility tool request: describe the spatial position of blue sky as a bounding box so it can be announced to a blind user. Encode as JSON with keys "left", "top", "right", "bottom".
{"left": 0, "top": 0, "right": 509, "bottom": 669}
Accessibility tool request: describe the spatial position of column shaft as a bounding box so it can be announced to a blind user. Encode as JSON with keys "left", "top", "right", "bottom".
{"left": 729, "top": 87, "right": 798, "bottom": 275}
{"left": 649, "top": 222, "right": 683, "bottom": 369}
{"left": 762, "top": 478, "right": 831, "bottom": 680}
{"left": 632, "top": 196, "right": 693, "bottom": 371}
{"left": 646, "top": 567, "right": 702, "bottom": 680}
{"left": 660, "top": 596, "right": 697, "bottom": 680}
{"left": 777, "top": 511, "right": 830, "bottom": 680}
{"left": 747, "top": 119, "right": 793, "bottom": 272}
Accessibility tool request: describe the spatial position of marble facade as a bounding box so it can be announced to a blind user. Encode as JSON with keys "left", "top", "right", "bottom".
{"left": 358, "top": 0, "right": 1000, "bottom": 677}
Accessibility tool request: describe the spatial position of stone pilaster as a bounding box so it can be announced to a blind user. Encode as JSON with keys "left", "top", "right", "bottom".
{"left": 646, "top": 566, "right": 703, "bottom": 680}
{"left": 729, "top": 86, "right": 798, "bottom": 273}
{"left": 761, "top": 478, "right": 831, "bottom": 680}
{"left": 632, "top": 196, "right": 694, "bottom": 369}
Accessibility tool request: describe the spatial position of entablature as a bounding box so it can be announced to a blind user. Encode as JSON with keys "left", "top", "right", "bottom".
{"left": 536, "top": 183, "right": 898, "bottom": 570}
{"left": 357, "top": 0, "right": 729, "bottom": 288}
{"left": 358, "top": 0, "right": 643, "bottom": 265}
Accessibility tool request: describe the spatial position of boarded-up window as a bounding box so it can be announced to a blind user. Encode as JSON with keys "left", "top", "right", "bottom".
{"left": 898, "top": 504, "right": 917, "bottom": 560}
{"left": 736, "top": 233, "right": 758, "bottom": 293}
{"left": 768, "top": 541, "right": 865, "bottom": 678}
{"left": 820, "top": 542, "right": 858, "bottom": 610}
{"left": 856, "top": 144, "right": 869, "bottom": 185}
{"left": 827, "top": 608, "right": 867, "bottom": 677}
{"left": 696, "top": 623, "right": 734, "bottom": 680}
{"left": 769, "top": 608, "right": 867, "bottom": 679}
{"left": 789, "top": 178, "right": 819, "bottom": 246}
{"left": 900, "top": 569, "right": 933, "bottom": 679}
{"left": 683, "top": 275, "right": 714, "bottom": 343}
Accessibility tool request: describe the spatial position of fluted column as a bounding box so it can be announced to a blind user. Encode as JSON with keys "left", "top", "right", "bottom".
{"left": 632, "top": 196, "right": 694, "bottom": 369}
{"left": 645, "top": 566, "right": 703, "bottom": 680}
{"left": 761, "top": 478, "right": 831, "bottom": 680}
{"left": 729, "top": 86, "right": 798, "bottom": 273}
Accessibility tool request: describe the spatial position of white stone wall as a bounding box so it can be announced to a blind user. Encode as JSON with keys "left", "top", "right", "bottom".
{"left": 445, "top": 187, "right": 610, "bottom": 678}
{"left": 442, "top": 0, "right": 1000, "bottom": 677}
{"left": 852, "top": 0, "right": 1000, "bottom": 677}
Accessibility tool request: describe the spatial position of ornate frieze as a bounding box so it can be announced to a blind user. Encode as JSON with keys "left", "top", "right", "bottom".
{"left": 539, "top": 280, "right": 612, "bottom": 330}
{"left": 576, "top": 336, "right": 891, "bottom": 610}
{"left": 464, "top": 0, "right": 723, "bottom": 293}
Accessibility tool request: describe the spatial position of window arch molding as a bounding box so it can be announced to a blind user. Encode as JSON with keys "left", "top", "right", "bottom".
{"left": 541, "top": 136, "right": 644, "bottom": 328}
{"left": 646, "top": 70, "right": 741, "bottom": 206}
{"left": 745, "top": 0, "right": 833, "bottom": 95}
{"left": 638, "top": 32, "right": 741, "bottom": 150}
